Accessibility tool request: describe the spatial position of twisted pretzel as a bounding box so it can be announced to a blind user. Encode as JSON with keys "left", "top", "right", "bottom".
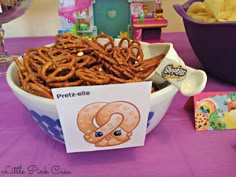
{"left": 118, "top": 37, "right": 130, "bottom": 48}
{"left": 14, "top": 32, "right": 165, "bottom": 99}
{"left": 75, "top": 55, "right": 97, "bottom": 68}
{"left": 75, "top": 68, "right": 110, "bottom": 85}
{"left": 40, "top": 61, "right": 76, "bottom": 83}
{"left": 92, "top": 33, "right": 115, "bottom": 52}
{"left": 22, "top": 73, "right": 52, "bottom": 98}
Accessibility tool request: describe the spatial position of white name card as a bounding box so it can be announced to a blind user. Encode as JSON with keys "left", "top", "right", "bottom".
{"left": 52, "top": 81, "right": 152, "bottom": 153}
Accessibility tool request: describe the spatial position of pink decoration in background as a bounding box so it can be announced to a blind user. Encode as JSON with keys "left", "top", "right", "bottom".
{"left": 133, "top": 28, "right": 142, "bottom": 41}
{"left": 58, "top": 0, "right": 92, "bottom": 23}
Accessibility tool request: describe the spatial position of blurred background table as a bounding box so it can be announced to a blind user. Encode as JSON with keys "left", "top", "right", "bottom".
{"left": 1, "top": 32, "right": 236, "bottom": 177}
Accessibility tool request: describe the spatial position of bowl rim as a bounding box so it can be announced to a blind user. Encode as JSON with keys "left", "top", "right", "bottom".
{"left": 6, "top": 57, "right": 178, "bottom": 106}
{"left": 6, "top": 60, "right": 54, "bottom": 105}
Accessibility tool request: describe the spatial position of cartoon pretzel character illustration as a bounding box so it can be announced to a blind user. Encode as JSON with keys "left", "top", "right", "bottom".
{"left": 77, "top": 101, "right": 140, "bottom": 147}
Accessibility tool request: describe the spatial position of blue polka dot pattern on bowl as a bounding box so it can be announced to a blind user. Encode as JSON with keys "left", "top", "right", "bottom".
{"left": 147, "top": 111, "right": 154, "bottom": 128}
{"left": 29, "top": 110, "right": 155, "bottom": 143}
{"left": 30, "top": 110, "right": 64, "bottom": 143}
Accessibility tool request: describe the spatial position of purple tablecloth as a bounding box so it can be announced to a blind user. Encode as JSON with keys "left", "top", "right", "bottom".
{"left": 1, "top": 33, "right": 236, "bottom": 177}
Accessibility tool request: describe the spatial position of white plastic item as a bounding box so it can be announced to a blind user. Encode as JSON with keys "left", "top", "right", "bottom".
{"left": 145, "top": 43, "right": 207, "bottom": 97}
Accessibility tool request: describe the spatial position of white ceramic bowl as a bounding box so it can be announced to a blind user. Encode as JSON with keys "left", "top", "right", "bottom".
{"left": 6, "top": 42, "right": 180, "bottom": 143}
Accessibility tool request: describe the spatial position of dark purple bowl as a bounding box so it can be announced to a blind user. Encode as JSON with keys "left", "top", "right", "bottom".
{"left": 173, "top": 0, "right": 236, "bottom": 84}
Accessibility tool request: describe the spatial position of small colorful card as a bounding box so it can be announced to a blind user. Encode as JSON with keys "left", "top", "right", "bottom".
{"left": 52, "top": 81, "right": 152, "bottom": 153}
{"left": 193, "top": 91, "right": 236, "bottom": 131}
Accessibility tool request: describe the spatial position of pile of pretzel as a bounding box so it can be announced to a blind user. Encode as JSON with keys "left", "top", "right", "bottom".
{"left": 14, "top": 33, "right": 165, "bottom": 99}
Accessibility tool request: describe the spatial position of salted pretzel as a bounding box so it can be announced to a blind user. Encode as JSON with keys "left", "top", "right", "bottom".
{"left": 92, "top": 33, "right": 115, "bottom": 52}
{"left": 14, "top": 32, "right": 165, "bottom": 99}
{"left": 118, "top": 37, "right": 130, "bottom": 48}
{"left": 22, "top": 73, "right": 53, "bottom": 98}
{"left": 75, "top": 55, "right": 97, "bottom": 68}
{"left": 75, "top": 68, "right": 111, "bottom": 85}
{"left": 83, "top": 38, "right": 107, "bottom": 55}
{"left": 48, "top": 79, "right": 83, "bottom": 88}
{"left": 41, "top": 61, "right": 76, "bottom": 83}
{"left": 112, "top": 64, "right": 135, "bottom": 79}
{"left": 129, "top": 45, "right": 144, "bottom": 62}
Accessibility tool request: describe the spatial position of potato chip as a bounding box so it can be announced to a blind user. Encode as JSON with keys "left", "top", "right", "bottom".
{"left": 223, "top": 0, "right": 236, "bottom": 11}
{"left": 217, "top": 11, "right": 232, "bottom": 21}
{"left": 221, "top": 0, "right": 236, "bottom": 21}
{"left": 186, "top": 0, "right": 236, "bottom": 22}
{"left": 186, "top": 1, "right": 216, "bottom": 22}
{"left": 187, "top": 2, "right": 207, "bottom": 14}
{"left": 203, "top": 0, "right": 224, "bottom": 18}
